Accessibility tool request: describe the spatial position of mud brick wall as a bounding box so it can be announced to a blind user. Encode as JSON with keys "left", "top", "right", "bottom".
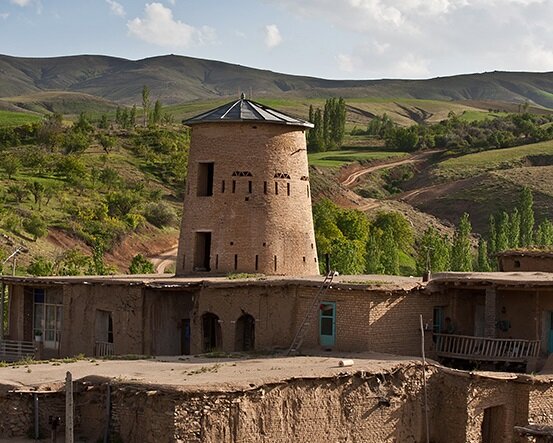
{"left": 296, "top": 285, "right": 448, "bottom": 357}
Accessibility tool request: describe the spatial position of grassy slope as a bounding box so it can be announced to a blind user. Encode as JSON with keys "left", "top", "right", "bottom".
{"left": 5, "top": 54, "right": 553, "bottom": 108}
{"left": 0, "top": 110, "right": 41, "bottom": 126}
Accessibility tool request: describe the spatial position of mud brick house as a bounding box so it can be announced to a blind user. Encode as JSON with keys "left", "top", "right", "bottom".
{"left": 498, "top": 250, "right": 553, "bottom": 272}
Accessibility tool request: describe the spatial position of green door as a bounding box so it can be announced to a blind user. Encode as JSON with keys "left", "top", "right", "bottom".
{"left": 320, "top": 302, "right": 336, "bottom": 347}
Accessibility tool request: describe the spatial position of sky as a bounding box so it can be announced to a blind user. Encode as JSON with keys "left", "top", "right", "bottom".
{"left": 1, "top": 0, "right": 553, "bottom": 80}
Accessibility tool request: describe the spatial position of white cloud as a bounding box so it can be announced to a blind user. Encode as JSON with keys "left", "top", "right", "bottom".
{"left": 167, "top": 0, "right": 176, "bottom": 4}
{"left": 0, "top": 12, "right": 9, "bottom": 19}
{"left": 268, "top": 0, "right": 553, "bottom": 77}
{"left": 106, "top": 0, "right": 125, "bottom": 17}
{"left": 264, "top": 24, "right": 282, "bottom": 48}
{"left": 127, "top": 3, "right": 215, "bottom": 48}
{"left": 10, "top": 0, "right": 31, "bottom": 6}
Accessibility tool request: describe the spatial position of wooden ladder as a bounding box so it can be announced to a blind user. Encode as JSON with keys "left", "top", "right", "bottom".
{"left": 287, "top": 272, "right": 335, "bottom": 356}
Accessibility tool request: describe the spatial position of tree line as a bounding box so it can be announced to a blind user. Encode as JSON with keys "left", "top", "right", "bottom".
{"left": 307, "top": 98, "right": 347, "bottom": 152}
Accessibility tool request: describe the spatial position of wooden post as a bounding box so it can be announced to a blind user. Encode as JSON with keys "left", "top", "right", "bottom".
{"left": 65, "top": 371, "right": 74, "bottom": 443}
{"left": 34, "top": 393, "right": 39, "bottom": 440}
{"left": 420, "top": 314, "right": 430, "bottom": 443}
{"left": 0, "top": 282, "right": 4, "bottom": 341}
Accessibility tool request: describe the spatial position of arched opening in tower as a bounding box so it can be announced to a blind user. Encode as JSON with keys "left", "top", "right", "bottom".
{"left": 201, "top": 312, "right": 221, "bottom": 352}
{"left": 235, "top": 313, "right": 255, "bottom": 352}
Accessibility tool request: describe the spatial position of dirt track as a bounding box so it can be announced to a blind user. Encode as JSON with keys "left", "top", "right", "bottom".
{"left": 150, "top": 244, "right": 178, "bottom": 274}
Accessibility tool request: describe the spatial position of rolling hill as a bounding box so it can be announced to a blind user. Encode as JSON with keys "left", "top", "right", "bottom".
{"left": 3, "top": 54, "right": 553, "bottom": 108}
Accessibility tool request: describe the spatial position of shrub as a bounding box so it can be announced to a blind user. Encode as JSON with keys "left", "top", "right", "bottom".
{"left": 128, "top": 254, "right": 155, "bottom": 274}
{"left": 143, "top": 202, "right": 176, "bottom": 228}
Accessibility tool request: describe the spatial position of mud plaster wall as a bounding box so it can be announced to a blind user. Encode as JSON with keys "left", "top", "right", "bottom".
{"left": 296, "top": 286, "right": 449, "bottom": 357}
{"left": 142, "top": 289, "right": 196, "bottom": 356}
{"left": 61, "top": 284, "right": 144, "bottom": 357}
{"left": 2, "top": 370, "right": 553, "bottom": 442}
{"left": 500, "top": 256, "right": 553, "bottom": 272}
{"left": 191, "top": 284, "right": 296, "bottom": 354}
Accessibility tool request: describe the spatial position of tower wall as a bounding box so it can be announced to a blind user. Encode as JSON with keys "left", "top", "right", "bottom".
{"left": 176, "top": 122, "right": 319, "bottom": 276}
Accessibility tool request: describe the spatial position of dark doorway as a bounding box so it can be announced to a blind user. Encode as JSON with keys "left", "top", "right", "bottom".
{"left": 202, "top": 312, "right": 221, "bottom": 352}
{"left": 194, "top": 232, "right": 211, "bottom": 271}
{"left": 235, "top": 314, "right": 255, "bottom": 351}
{"left": 197, "top": 162, "right": 214, "bottom": 196}
{"left": 181, "top": 319, "right": 191, "bottom": 355}
{"left": 481, "top": 405, "right": 506, "bottom": 443}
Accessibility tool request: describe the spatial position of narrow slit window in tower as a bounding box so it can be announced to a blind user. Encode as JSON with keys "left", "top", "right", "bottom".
{"left": 221, "top": 180, "right": 225, "bottom": 193}
{"left": 264, "top": 181, "right": 268, "bottom": 194}
{"left": 248, "top": 180, "right": 252, "bottom": 194}
{"left": 193, "top": 232, "right": 211, "bottom": 271}
{"left": 215, "top": 254, "right": 219, "bottom": 270}
{"left": 287, "top": 182, "right": 291, "bottom": 196}
{"left": 275, "top": 182, "right": 279, "bottom": 195}
{"left": 232, "top": 180, "right": 236, "bottom": 193}
{"left": 274, "top": 255, "right": 277, "bottom": 272}
{"left": 197, "top": 162, "right": 214, "bottom": 196}
{"left": 255, "top": 255, "right": 259, "bottom": 271}
{"left": 234, "top": 254, "right": 238, "bottom": 270}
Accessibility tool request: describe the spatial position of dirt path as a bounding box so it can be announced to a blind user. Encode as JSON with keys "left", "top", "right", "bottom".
{"left": 340, "top": 150, "right": 438, "bottom": 188}
{"left": 149, "top": 244, "right": 178, "bottom": 274}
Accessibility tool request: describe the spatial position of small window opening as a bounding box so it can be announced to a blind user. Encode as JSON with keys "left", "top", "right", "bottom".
{"left": 274, "top": 255, "right": 277, "bottom": 272}
{"left": 230, "top": 241, "right": 234, "bottom": 245}
{"left": 232, "top": 180, "right": 236, "bottom": 193}
{"left": 263, "top": 242, "right": 266, "bottom": 247}
{"left": 248, "top": 180, "right": 252, "bottom": 194}
{"left": 274, "top": 172, "right": 291, "bottom": 179}
{"left": 221, "top": 180, "right": 225, "bottom": 193}
{"left": 197, "top": 162, "right": 214, "bottom": 197}
{"left": 311, "top": 243, "right": 314, "bottom": 249}
{"left": 514, "top": 260, "right": 521, "bottom": 268}
{"left": 300, "top": 175, "right": 309, "bottom": 181}
{"left": 287, "top": 182, "right": 291, "bottom": 196}
{"left": 275, "top": 182, "right": 279, "bottom": 195}
{"left": 232, "top": 171, "right": 253, "bottom": 177}
{"left": 255, "top": 255, "right": 259, "bottom": 271}
{"left": 182, "top": 255, "right": 186, "bottom": 270}
{"left": 303, "top": 256, "right": 306, "bottom": 263}
{"left": 215, "top": 254, "right": 219, "bottom": 270}
{"left": 234, "top": 254, "right": 238, "bottom": 270}
{"left": 264, "top": 181, "right": 268, "bottom": 194}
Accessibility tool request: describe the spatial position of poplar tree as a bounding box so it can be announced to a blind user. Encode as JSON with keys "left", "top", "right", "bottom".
{"left": 451, "top": 213, "right": 473, "bottom": 272}
{"left": 519, "top": 187, "right": 534, "bottom": 247}
{"left": 508, "top": 208, "right": 520, "bottom": 248}
{"left": 142, "top": 85, "right": 151, "bottom": 128}
{"left": 488, "top": 214, "right": 497, "bottom": 256}
{"left": 365, "top": 228, "right": 383, "bottom": 274}
{"left": 496, "top": 212, "right": 509, "bottom": 252}
{"left": 380, "top": 228, "right": 400, "bottom": 275}
{"left": 416, "top": 227, "right": 451, "bottom": 275}
{"left": 536, "top": 219, "right": 553, "bottom": 247}
{"left": 476, "top": 239, "right": 492, "bottom": 272}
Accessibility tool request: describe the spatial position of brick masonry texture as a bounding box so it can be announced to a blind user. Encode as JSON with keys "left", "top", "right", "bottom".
{"left": 176, "top": 122, "right": 319, "bottom": 276}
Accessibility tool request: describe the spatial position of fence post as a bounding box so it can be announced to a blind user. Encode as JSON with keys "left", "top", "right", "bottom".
{"left": 66, "top": 371, "right": 74, "bottom": 443}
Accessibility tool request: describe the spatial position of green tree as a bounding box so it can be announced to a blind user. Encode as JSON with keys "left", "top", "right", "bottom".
{"left": 27, "top": 256, "right": 54, "bottom": 276}
{"left": 98, "top": 134, "right": 116, "bottom": 155}
{"left": 416, "top": 227, "right": 451, "bottom": 275}
{"left": 152, "top": 100, "right": 162, "bottom": 126}
{"left": 142, "top": 85, "right": 151, "bottom": 127}
{"left": 26, "top": 181, "right": 45, "bottom": 210}
{"left": 365, "top": 228, "right": 383, "bottom": 274}
{"left": 330, "top": 238, "right": 366, "bottom": 275}
{"left": 372, "top": 211, "right": 413, "bottom": 252}
{"left": 476, "top": 239, "right": 491, "bottom": 272}
{"left": 23, "top": 214, "right": 48, "bottom": 241}
{"left": 519, "top": 187, "right": 534, "bottom": 246}
{"left": 129, "top": 254, "right": 155, "bottom": 274}
{"left": 451, "top": 213, "right": 473, "bottom": 272}
{"left": 63, "top": 130, "right": 90, "bottom": 154}
{"left": 143, "top": 201, "right": 176, "bottom": 228}
{"left": 536, "top": 219, "right": 553, "bottom": 247}
{"left": 488, "top": 214, "right": 497, "bottom": 256}
{"left": 2, "top": 153, "right": 20, "bottom": 179}
{"left": 496, "top": 212, "right": 509, "bottom": 252}
{"left": 380, "top": 228, "right": 400, "bottom": 275}
{"left": 508, "top": 208, "right": 521, "bottom": 248}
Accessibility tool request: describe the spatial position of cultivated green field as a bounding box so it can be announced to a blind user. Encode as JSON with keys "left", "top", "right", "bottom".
{"left": 436, "top": 140, "right": 553, "bottom": 179}
{"left": 308, "top": 149, "right": 406, "bottom": 168}
{"left": 0, "top": 110, "right": 41, "bottom": 126}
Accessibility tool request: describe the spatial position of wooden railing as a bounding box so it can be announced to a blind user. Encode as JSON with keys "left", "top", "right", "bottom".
{"left": 434, "top": 333, "right": 540, "bottom": 362}
{"left": 0, "top": 340, "right": 35, "bottom": 362}
{"left": 94, "top": 341, "right": 114, "bottom": 357}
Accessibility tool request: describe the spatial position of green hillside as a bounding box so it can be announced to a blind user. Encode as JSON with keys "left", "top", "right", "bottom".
{"left": 3, "top": 54, "right": 553, "bottom": 108}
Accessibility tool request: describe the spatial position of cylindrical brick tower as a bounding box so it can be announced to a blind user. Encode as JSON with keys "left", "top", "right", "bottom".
{"left": 176, "top": 96, "right": 319, "bottom": 276}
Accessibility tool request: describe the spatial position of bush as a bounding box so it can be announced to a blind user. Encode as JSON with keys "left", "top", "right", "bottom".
{"left": 128, "top": 254, "right": 155, "bottom": 274}
{"left": 143, "top": 202, "right": 176, "bottom": 228}
{"left": 27, "top": 256, "right": 54, "bottom": 276}
{"left": 23, "top": 214, "right": 48, "bottom": 241}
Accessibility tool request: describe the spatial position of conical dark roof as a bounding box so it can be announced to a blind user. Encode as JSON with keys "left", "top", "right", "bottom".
{"left": 183, "top": 95, "right": 314, "bottom": 128}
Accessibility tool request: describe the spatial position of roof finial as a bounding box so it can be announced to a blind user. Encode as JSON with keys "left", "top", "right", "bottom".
{"left": 240, "top": 92, "right": 246, "bottom": 100}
